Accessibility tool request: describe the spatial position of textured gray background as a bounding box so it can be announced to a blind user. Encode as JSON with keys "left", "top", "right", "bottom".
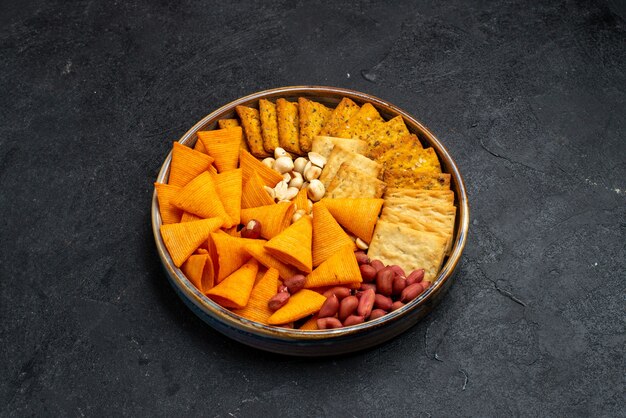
{"left": 1, "top": 0, "right": 625, "bottom": 416}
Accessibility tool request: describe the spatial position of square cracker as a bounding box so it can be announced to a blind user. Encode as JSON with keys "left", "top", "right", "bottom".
{"left": 326, "top": 163, "right": 386, "bottom": 198}
{"left": 319, "top": 97, "right": 360, "bottom": 137}
{"left": 336, "top": 103, "right": 385, "bottom": 141}
{"left": 298, "top": 98, "right": 332, "bottom": 153}
{"left": 259, "top": 99, "right": 280, "bottom": 153}
{"left": 276, "top": 98, "right": 301, "bottom": 155}
{"left": 383, "top": 169, "right": 451, "bottom": 190}
{"left": 319, "top": 145, "right": 382, "bottom": 188}
{"left": 368, "top": 220, "right": 448, "bottom": 281}
{"left": 364, "top": 116, "right": 412, "bottom": 159}
{"left": 384, "top": 188, "right": 455, "bottom": 206}
{"left": 379, "top": 205, "right": 455, "bottom": 254}
{"left": 311, "top": 136, "right": 367, "bottom": 159}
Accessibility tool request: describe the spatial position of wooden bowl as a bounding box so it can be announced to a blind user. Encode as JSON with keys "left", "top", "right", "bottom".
{"left": 151, "top": 86, "right": 469, "bottom": 356}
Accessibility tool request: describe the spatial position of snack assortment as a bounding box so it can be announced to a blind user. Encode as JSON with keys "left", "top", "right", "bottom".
{"left": 155, "top": 96, "right": 456, "bottom": 330}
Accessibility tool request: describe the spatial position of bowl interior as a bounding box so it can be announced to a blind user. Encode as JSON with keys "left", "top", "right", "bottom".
{"left": 151, "top": 86, "right": 469, "bottom": 343}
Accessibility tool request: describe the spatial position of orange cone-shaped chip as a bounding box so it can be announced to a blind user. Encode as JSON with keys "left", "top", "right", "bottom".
{"left": 240, "top": 202, "right": 294, "bottom": 240}
{"left": 232, "top": 268, "right": 279, "bottom": 324}
{"left": 214, "top": 168, "right": 242, "bottom": 226}
{"left": 265, "top": 216, "right": 313, "bottom": 273}
{"left": 267, "top": 289, "right": 326, "bottom": 325}
{"left": 160, "top": 217, "right": 223, "bottom": 267}
{"left": 239, "top": 149, "right": 283, "bottom": 187}
{"left": 181, "top": 254, "right": 214, "bottom": 293}
{"left": 293, "top": 188, "right": 310, "bottom": 214}
{"left": 321, "top": 198, "right": 384, "bottom": 243}
{"left": 245, "top": 241, "right": 299, "bottom": 280}
{"left": 209, "top": 232, "right": 264, "bottom": 283}
{"left": 168, "top": 142, "right": 214, "bottom": 187}
{"left": 206, "top": 258, "right": 259, "bottom": 309}
{"left": 172, "top": 171, "right": 233, "bottom": 227}
{"left": 154, "top": 182, "right": 183, "bottom": 224}
{"left": 305, "top": 244, "right": 361, "bottom": 289}
{"left": 197, "top": 127, "right": 242, "bottom": 172}
{"left": 193, "top": 138, "right": 207, "bottom": 154}
{"left": 241, "top": 172, "right": 275, "bottom": 209}
{"left": 311, "top": 203, "right": 356, "bottom": 266}
{"left": 180, "top": 212, "right": 203, "bottom": 222}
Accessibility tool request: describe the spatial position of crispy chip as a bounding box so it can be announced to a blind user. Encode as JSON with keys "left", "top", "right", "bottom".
{"left": 206, "top": 258, "right": 259, "bottom": 309}
{"left": 239, "top": 149, "right": 283, "bottom": 187}
{"left": 168, "top": 142, "right": 214, "bottom": 187}
{"left": 224, "top": 225, "right": 240, "bottom": 237}
{"left": 299, "top": 315, "right": 319, "bottom": 330}
{"left": 181, "top": 254, "right": 214, "bottom": 293}
{"left": 365, "top": 119, "right": 414, "bottom": 160}
{"left": 367, "top": 220, "right": 447, "bottom": 281}
{"left": 380, "top": 146, "right": 442, "bottom": 173}
{"left": 319, "top": 145, "right": 382, "bottom": 189}
{"left": 209, "top": 232, "right": 262, "bottom": 283}
{"left": 265, "top": 216, "right": 313, "bottom": 273}
{"left": 240, "top": 202, "right": 295, "bottom": 240}
{"left": 335, "top": 103, "right": 385, "bottom": 140}
{"left": 172, "top": 171, "right": 233, "bottom": 227}
{"left": 293, "top": 188, "right": 310, "bottom": 214}
{"left": 311, "top": 136, "right": 368, "bottom": 159}
{"left": 259, "top": 99, "right": 280, "bottom": 153}
{"left": 276, "top": 98, "right": 301, "bottom": 154}
{"left": 267, "top": 289, "right": 327, "bottom": 325}
{"left": 193, "top": 138, "right": 207, "bottom": 154}
{"left": 383, "top": 169, "right": 451, "bottom": 190}
{"left": 214, "top": 169, "right": 242, "bottom": 225}
{"left": 241, "top": 171, "right": 275, "bottom": 209}
{"left": 305, "top": 245, "right": 361, "bottom": 288}
{"left": 298, "top": 97, "right": 332, "bottom": 153}
{"left": 232, "top": 268, "right": 279, "bottom": 324}
{"left": 160, "top": 217, "right": 223, "bottom": 267}
{"left": 326, "top": 163, "right": 386, "bottom": 199}
{"left": 245, "top": 241, "right": 300, "bottom": 279}
{"left": 154, "top": 182, "right": 183, "bottom": 224}
{"left": 197, "top": 127, "right": 242, "bottom": 172}
{"left": 321, "top": 198, "right": 384, "bottom": 243}
{"left": 236, "top": 106, "right": 270, "bottom": 158}
{"left": 319, "top": 98, "right": 360, "bottom": 137}
{"left": 180, "top": 211, "right": 203, "bottom": 223}
{"left": 311, "top": 202, "right": 356, "bottom": 267}
{"left": 217, "top": 119, "right": 240, "bottom": 129}
{"left": 384, "top": 188, "right": 455, "bottom": 205}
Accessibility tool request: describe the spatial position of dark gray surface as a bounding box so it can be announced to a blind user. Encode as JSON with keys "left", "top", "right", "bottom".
{"left": 1, "top": 0, "right": 624, "bottom": 416}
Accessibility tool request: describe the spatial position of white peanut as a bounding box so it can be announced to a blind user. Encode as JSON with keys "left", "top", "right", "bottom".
{"left": 304, "top": 164, "right": 322, "bottom": 181}
{"left": 293, "top": 157, "right": 308, "bottom": 174}
{"left": 262, "top": 157, "right": 275, "bottom": 168}
{"left": 273, "top": 156, "right": 294, "bottom": 174}
{"left": 274, "top": 147, "right": 290, "bottom": 159}
{"left": 289, "top": 172, "right": 304, "bottom": 189}
{"left": 284, "top": 187, "right": 299, "bottom": 201}
{"left": 308, "top": 152, "right": 327, "bottom": 168}
{"left": 307, "top": 179, "right": 325, "bottom": 201}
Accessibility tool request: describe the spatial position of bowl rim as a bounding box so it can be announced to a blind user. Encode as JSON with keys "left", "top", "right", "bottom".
{"left": 151, "top": 85, "right": 469, "bottom": 341}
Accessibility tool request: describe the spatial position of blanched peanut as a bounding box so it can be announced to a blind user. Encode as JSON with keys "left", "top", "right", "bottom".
{"left": 262, "top": 157, "right": 275, "bottom": 168}
{"left": 307, "top": 179, "right": 325, "bottom": 201}
{"left": 274, "top": 156, "right": 294, "bottom": 174}
{"left": 355, "top": 238, "right": 369, "bottom": 250}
